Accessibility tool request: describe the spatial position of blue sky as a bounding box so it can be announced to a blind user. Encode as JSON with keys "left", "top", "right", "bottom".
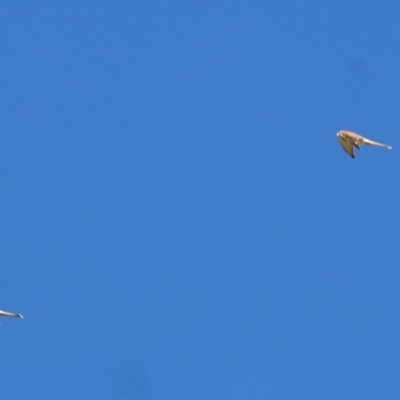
{"left": 1, "top": 1, "right": 399, "bottom": 399}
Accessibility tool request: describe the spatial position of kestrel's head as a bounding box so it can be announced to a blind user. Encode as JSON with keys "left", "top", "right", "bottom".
{"left": 336, "top": 130, "right": 348, "bottom": 140}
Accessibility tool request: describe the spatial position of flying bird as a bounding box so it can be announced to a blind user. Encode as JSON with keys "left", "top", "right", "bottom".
{"left": 0, "top": 309, "right": 23, "bottom": 319}
{"left": 337, "top": 130, "right": 392, "bottom": 158}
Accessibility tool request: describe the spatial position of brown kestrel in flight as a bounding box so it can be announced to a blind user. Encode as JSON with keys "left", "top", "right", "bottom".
{"left": 337, "top": 130, "right": 392, "bottom": 158}
{"left": 0, "top": 309, "right": 23, "bottom": 319}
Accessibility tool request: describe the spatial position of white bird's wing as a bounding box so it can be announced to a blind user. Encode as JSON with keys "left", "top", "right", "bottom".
{"left": 360, "top": 137, "right": 392, "bottom": 149}
{"left": 0, "top": 310, "right": 23, "bottom": 318}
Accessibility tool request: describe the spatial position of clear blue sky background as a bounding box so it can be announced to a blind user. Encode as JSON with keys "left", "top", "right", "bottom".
{"left": 1, "top": 1, "right": 399, "bottom": 399}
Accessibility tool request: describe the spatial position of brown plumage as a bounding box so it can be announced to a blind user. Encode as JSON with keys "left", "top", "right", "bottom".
{"left": 337, "top": 130, "right": 392, "bottom": 158}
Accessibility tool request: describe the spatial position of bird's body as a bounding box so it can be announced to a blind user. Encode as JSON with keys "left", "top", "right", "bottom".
{"left": 0, "top": 309, "right": 23, "bottom": 319}
{"left": 337, "top": 130, "right": 392, "bottom": 158}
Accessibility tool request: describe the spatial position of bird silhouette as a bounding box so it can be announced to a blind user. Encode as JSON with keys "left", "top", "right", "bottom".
{"left": 337, "top": 130, "right": 392, "bottom": 158}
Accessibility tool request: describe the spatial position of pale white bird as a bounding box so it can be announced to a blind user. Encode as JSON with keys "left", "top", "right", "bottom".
{"left": 337, "top": 130, "right": 392, "bottom": 158}
{"left": 0, "top": 309, "right": 23, "bottom": 319}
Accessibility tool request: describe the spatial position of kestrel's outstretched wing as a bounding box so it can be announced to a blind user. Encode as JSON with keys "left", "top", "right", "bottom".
{"left": 337, "top": 133, "right": 355, "bottom": 158}
{"left": 0, "top": 309, "right": 23, "bottom": 318}
{"left": 337, "top": 130, "right": 392, "bottom": 158}
{"left": 360, "top": 137, "right": 392, "bottom": 149}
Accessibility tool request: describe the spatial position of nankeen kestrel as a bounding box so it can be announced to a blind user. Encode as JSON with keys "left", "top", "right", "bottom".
{"left": 0, "top": 309, "right": 23, "bottom": 319}
{"left": 337, "top": 130, "right": 392, "bottom": 158}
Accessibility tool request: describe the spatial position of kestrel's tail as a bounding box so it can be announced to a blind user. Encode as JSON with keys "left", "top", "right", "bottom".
{"left": 362, "top": 138, "right": 392, "bottom": 149}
